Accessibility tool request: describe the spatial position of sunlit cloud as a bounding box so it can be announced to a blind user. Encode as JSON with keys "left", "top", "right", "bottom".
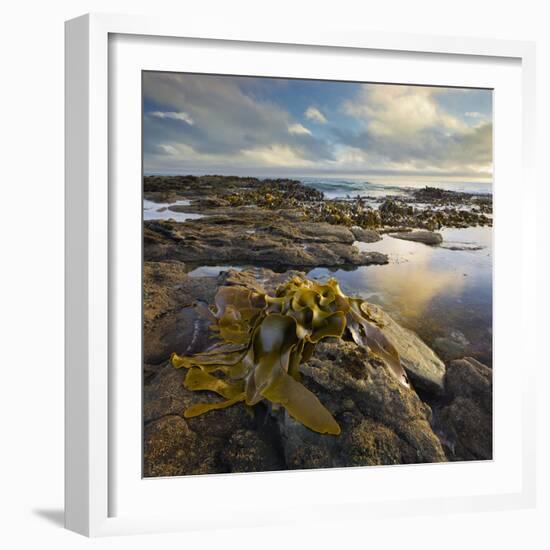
{"left": 305, "top": 106, "right": 327, "bottom": 124}
{"left": 143, "top": 73, "right": 492, "bottom": 180}
{"left": 241, "top": 144, "right": 313, "bottom": 167}
{"left": 343, "top": 85, "right": 466, "bottom": 139}
{"left": 288, "top": 123, "right": 312, "bottom": 136}
{"left": 149, "top": 111, "right": 195, "bottom": 125}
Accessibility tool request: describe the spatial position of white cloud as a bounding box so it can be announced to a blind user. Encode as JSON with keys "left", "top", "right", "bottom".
{"left": 143, "top": 73, "right": 492, "bottom": 180}
{"left": 149, "top": 141, "right": 312, "bottom": 172}
{"left": 241, "top": 144, "right": 313, "bottom": 167}
{"left": 305, "top": 106, "right": 327, "bottom": 124}
{"left": 343, "top": 85, "right": 466, "bottom": 140}
{"left": 288, "top": 123, "right": 312, "bottom": 136}
{"left": 143, "top": 73, "right": 329, "bottom": 161}
{"left": 149, "top": 111, "right": 195, "bottom": 125}
{"left": 158, "top": 144, "right": 179, "bottom": 155}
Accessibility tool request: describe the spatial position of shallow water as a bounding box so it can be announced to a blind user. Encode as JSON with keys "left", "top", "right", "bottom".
{"left": 143, "top": 199, "right": 204, "bottom": 222}
{"left": 183, "top": 227, "right": 492, "bottom": 365}
{"left": 308, "top": 226, "right": 493, "bottom": 365}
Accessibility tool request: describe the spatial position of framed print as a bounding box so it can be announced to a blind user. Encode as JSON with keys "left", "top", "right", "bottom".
{"left": 65, "top": 13, "right": 537, "bottom": 536}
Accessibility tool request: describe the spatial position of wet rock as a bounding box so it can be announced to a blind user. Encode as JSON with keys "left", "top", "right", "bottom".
{"left": 366, "top": 303, "right": 447, "bottom": 394}
{"left": 143, "top": 266, "right": 449, "bottom": 475}
{"left": 389, "top": 230, "right": 443, "bottom": 246}
{"left": 437, "top": 357, "right": 492, "bottom": 461}
{"left": 143, "top": 262, "right": 218, "bottom": 364}
{"left": 144, "top": 217, "right": 388, "bottom": 268}
{"left": 279, "top": 340, "right": 447, "bottom": 469}
{"left": 432, "top": 331, "right": 469, "bottom": 363}
{"left": 144, "top": 304, "right": 216, "bottom": 365}
{"left": 350, "top": 226, "right": 382, "bottom": 243}
{"left": 219, "top": 267, "right": 305, "bottom": 294}
{"left": 439, "top": 243, "right": 484, "bottom": 251}
{"left": 219, "top": 268, "right": 446, "bottom": 395}
{"left": 144, "top": 175, "right": 492, "bottom": 231}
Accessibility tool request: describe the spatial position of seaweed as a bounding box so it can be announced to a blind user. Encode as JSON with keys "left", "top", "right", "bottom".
{"left": 171, "top": 276, "right": 410, "bottom": 435}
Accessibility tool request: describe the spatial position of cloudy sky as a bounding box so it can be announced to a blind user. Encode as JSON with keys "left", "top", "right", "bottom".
{"left": 143, "top": 72, "right": 492, "bottom": 182}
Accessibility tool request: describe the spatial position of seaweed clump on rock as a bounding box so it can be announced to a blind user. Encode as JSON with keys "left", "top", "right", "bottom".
{"left": 171, "top": 276, "right": 410, "bottom": 436}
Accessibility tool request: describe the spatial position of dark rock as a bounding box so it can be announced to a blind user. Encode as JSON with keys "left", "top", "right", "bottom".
{"left": 366, "top": 303, "right": 446, "bottom": 394}
{"left": 389, "top": 230, "right": 443, "bottom": 246}
{"left": 219, "top": 267, "right": 305, "bottom": 294}
{"left": 433, "top": 335, "right": 467, "bottom": 363}
{"left": 437, "top": 357, "right": 492, "bottom": 461}
{"left": 144, "top": 415, "right": 209, "bottom": 477}
{"left": 144, "top": 216, "right": 388, "bottom": 268}
{"left": 439, "top": 243, "right": 484, "bottom": 251}
{"left": 350, "top": 226, "right": 382, "bottom": 243}
{"left": 143, "top": 175, "right": 492, "bottom": 231}
{"left": 143, "top": 304, "right": 216, "bottom": 365}
{"left": 143, "top": 363, "right": 285, "bottom": 476}
{"left": 279, "top": 340, "right": 447, "bottom": 469}
{"left": 143, "top": 266, "right": 450, "bottom": 475}
{"left": 143, "top": 261, "right": 218, "bottom": 364}
{"left": 220, "top": 429, "right": 285, "bottom": 473}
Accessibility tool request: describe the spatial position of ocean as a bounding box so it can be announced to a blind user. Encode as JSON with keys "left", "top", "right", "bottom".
{"left": 297, "top": 177, "right": 492, "bottom": 199}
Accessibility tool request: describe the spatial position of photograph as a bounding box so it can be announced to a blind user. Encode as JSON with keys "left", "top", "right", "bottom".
{"left": 142, "top": 71, "right": 493, "bottom": 477}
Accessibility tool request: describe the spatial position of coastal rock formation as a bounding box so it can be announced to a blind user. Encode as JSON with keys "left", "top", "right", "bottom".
{"left": 436, "top": 357, "right": 493, "bottom": 461}
{"left": 350, "top": 226, "right": 382, "bottom": 243}
{"left": 144, "top": 176, "right": 492, "bottom": 233}
{"left": 389, "top": 230, "right": 443, "bottom": 246}
{"left": 368, "top": 303, "right": 447, "bottom": 394}
{"left": 143, "top": 264, "right": 448, "bottom": 474}
{"left": 278, "top": 340, "right": 446, "bottom": 469}
{"left": 141, "top": 176, "right": 492, "bottom": 475}
{"left": 143, "top": 262, "right": 219, "bottom": 365}
{"left": 144, "top": 214, "right": 388, "bottom": 269}
{"left": 144, "top": 363, "right": 285, "bottom": 475}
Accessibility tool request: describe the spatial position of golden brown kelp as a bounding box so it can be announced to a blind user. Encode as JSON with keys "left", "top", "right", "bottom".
{"left": 171, "top": 277, "right": 410, "bottom": 435}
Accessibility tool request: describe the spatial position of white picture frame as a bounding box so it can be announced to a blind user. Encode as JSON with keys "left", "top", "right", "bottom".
{"left": 65, "top": 12, "right": 537, "bottom": 537}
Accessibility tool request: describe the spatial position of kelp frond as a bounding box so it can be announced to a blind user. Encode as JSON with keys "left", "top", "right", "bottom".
{"left": 171, "top": 276, "right": 409, "bottom": 435}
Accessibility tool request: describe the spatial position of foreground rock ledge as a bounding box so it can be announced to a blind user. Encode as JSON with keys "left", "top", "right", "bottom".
{"left": 437, "top": 357, "right": 493, "bottom": 461}
{"left": 143, "top": 264, "right": 448, "bottom": 475}
{"left": 144, "top": 210, "right": 389, "bottom": 269}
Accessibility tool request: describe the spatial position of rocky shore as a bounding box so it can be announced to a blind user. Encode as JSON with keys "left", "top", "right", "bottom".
{"left": 143, "top": 175, "right": 493, "bottom": 475}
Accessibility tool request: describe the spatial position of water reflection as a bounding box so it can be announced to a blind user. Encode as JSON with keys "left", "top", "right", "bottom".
{"left": 143, "top": 199, "right": 204, "bottom": 222}
{"left": 309, "top": 226, "right": 493, "bottom": 365}
{"left": 179, "top": 227, "right": 493, "bottom": 366}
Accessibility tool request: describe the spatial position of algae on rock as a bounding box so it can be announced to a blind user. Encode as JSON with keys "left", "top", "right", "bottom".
{"left": 171, "top": 276, "right": 410, "bottom": 435}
